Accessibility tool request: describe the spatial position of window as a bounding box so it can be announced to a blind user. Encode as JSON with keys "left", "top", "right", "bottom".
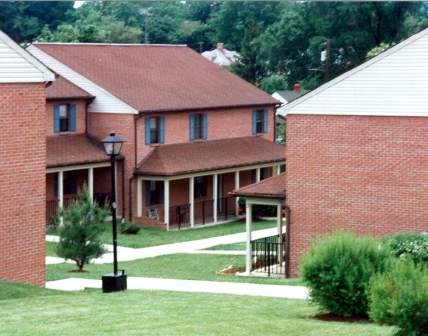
{"left": 252, "top": 109, "right": 268, "bottom": 134}
{"left": 53, "top": 104, "right": 76, "bottom": 133}
{"left": 189, "top": 113, "right": 207, "bottom": 141}
{"left": 145, "top": 181, "right": 164, "bottom": 206}
{"left": 145, "top": 116, "right": 165, "bottom": 144}
{"left": 194, "top": 176, "right": 207, "bottom": 198}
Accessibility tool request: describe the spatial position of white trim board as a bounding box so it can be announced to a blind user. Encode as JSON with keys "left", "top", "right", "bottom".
{"left": 27, "top": 45, "right": 138, "bottom": 114}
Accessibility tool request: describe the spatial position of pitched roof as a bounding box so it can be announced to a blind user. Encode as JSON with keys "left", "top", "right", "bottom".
{"left": 31, "top": 43, "right": 277, "bottom": 112}
{"left": 0, "top": 30, "right": 54, "bottom": 83}
{"left": 47, "top": 75, "right": 94, "bottom": 100}
{"left": 135, "top": 136, "right": 285, "bottom": 176}
{"left": 47, "top": 134, "right": 109, "bottom": 168}
{"left": 231, "top": 173, "right": 286, "bottom": 199}
{"left": 284, "top": 28, "right": 428, "bottom": 117}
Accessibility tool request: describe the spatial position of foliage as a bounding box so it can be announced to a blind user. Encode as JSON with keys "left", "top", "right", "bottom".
{"left": 300, "top": 232, "right": 392, "bottom": 317}
{"left": 0, "top": 280, "right": 59, "bottom": 301}
{"left": 368, "top": 260, "right": 428, "bottom": 336}
{"left": 119, "top": 221, "right": 141, "bottom": 235}
{"left": 383, "top": 232, "right": 428, "bottom": 265}
{"left": 260, "top": 74, "right": 287, "bottom": 94}
{"left": 57, "top": 188, "right": 109, "bottom": 271}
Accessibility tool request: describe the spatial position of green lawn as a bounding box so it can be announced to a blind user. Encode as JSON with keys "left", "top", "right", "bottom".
{"left": 48, "top": 253, "right": 303, "bottom": 286}
{"left": 50, "top": 219, "right": 276, "bottom": 248}
{"left": 0, "top": 280, "right": 60, "bottom": 301}
{"left": 0, "top": 283, "right": 395, "bottom": 336}
{"left": 46, "top": 242, "right": 58, "bottom": 256}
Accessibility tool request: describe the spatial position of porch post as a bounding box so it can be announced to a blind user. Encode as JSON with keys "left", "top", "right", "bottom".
{"left": 275, "top": 164, "right": 281, "bottom": 176}
{"left": 58, "top": 171, "right": 64, "bottom": 225}
{"left": 277, "top": 204, "right": 284, "bottom": 266}
{"left": 88, "top": 167, "right": 94, "bottom": 201}
{"left": 234, "top": 170, "right": 240, "bottom": 216}
{"left": 245, "top": 202, "right": 253, "bottom": 274}
{"left": 136, "top": 177, "right": 142, "bottom": 217}
{"left": 256, "top": 168, "right": 261, "bottom": 182}
{"left": 164, "top": 179, "right": 170, "bottom": 230}
{"left": 213, "top": 173, "right": 218, "bottom": 224}
{"left": 189, "top": 176, "right": 195, "bottom": 228}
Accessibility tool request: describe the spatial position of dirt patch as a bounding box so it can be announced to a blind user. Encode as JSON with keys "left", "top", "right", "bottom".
{"left": 67, "top": 269, "right": 89, "bottom": 273}
{"left": 216, "top": 265, "right": 245, "bottom": 275}
{"left": 315, "top": 313, "right": 369, "bottom": 323}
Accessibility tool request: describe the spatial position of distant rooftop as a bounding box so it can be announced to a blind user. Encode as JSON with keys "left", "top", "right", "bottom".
{"left": 201, "top": 42, "right": 240, "bottom": 67}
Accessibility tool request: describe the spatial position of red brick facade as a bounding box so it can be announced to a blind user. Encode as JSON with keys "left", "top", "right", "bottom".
{"left": 0, "top": 83, "right": 46, "bottom": 285}
{"left": 286, "top": 114, "right": 428, "bottom": 276}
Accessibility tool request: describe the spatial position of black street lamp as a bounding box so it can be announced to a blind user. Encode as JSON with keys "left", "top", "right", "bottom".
{"left": 101, "top": 132, "right": 127, "bottom": 293}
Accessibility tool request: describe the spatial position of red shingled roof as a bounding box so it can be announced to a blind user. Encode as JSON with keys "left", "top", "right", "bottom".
{"left": 47, "top": 75, "right": 94, "bottom": 100}
{"left": 135, "top": 136, "right": 285, "bottom": 176}
{"left": 34, "top": 43, "right": 278, "bottom": 112}
{"left": 47, "top": 134, "right": 109, "bottom": 168}
{"left": 231, "top": 173, "right": 286, "bottom": 199}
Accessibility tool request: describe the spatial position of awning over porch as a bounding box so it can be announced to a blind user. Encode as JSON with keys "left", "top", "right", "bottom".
{"left": 47, "top": 134, "right": 109, "bottom": 168}
{"left": 135, "top": 136, "right": 285, "bottom": 176}
{"left": 231, "top": 173, "right": 286, "bottom": 200}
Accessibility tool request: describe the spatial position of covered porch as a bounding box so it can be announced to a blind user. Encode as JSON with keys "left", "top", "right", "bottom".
{"left": 134, "top": 136, "right": 285, "bottom": 230}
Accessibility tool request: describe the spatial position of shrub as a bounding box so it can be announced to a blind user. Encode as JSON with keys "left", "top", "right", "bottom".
{"left": 119, "top": 221, "right": 141, "bottom": 235}
{"left": 300, "top": 232, "right": 392, "bottom": 317}
{"left": 368, "top": 260, "right": 428, "bottom": 336}
{"left": 57, "top": 188, "right": 109, "bottom": 271}
{"left": 384, "top": 232, "right": 428, "bottom": 265}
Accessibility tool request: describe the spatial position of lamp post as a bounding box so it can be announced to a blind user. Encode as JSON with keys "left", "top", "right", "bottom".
{"left": 101, "top": 132, "right": 127, "bottom": 293}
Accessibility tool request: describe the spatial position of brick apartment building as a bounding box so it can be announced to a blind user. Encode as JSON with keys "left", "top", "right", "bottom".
{"left": 0, "top": 31, "right": 54, "bottom": 285}
{"left": 284, "top": 28, "right": 428, "bottom": 276}
{"left": 27, "top": 43, "right": 285, "bottom": 230}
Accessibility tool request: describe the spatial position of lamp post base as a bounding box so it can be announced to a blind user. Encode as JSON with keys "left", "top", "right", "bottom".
{"left": 102, "top": 271, "right": 127, "bottom": 293}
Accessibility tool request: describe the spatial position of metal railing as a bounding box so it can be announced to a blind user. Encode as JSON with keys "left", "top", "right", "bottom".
{"left": 251, "top": 233, "right": 287, "bottom": 277}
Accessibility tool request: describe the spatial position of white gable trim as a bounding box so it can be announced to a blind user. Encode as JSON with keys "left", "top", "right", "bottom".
{"left": 0, "top": 31, "right": 54, "bottom": 83}
{"left": 27, "top": 45, "right": 138, "bottom": 114}
{"left": 285, "top": 28, "right": 428, "bottom": 118}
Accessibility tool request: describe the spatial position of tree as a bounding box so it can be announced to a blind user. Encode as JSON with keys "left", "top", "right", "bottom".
{"left": 56, "top": 188, "right": 109, "bottom": 272}
{"left": 260, "top": 74, "right": 287, "bottom": 94}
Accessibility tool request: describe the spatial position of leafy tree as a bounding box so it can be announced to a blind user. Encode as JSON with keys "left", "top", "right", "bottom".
{"left": 56, "top": 188, "right": 109, "bottom": 272}
{"left": 260, "top": 74, "right": 287, "bottom": 94}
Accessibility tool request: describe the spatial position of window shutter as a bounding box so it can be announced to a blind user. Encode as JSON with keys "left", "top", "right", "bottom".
{"left": 145, "top": 181, "right": 151, "bottom": 206}
{"left": 252, "top": 111, "right": 257, "bottom": 135}
{"left": 263, "top": 110, "right": 268, "bottom": 133}
{"left": 69, "top": 104, "right": 77, "bottom": 132}
{"left": 202, "top": 114, "right": 208, "bottom": 139}
{"left": 159, "top": 116, "right": 165, "bottom": 144}
{"left": 189, "top": 114, "right": 195, "bottom": 141}
{"left": 53, "top": 105, "right": 60, "bottom": 133}
{"left": 145, "top": 117, "right": 151, "bottom": 144}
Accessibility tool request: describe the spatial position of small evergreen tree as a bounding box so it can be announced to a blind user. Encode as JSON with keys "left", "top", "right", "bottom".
{"left": 57, "top": 188, "right": 109, "bottom": 271}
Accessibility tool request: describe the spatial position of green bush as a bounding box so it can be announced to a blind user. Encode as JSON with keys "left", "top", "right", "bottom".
{"left": 119, "top": 221, "right": 141, "bottom": 235}
{"left": 384, "top": 232, "right": 428, "bottom": 265}
{"left": 300, "top": 232, "right": 392, "bottom": 317}
{"left": 57, "top": 188, "right": 109, "bottom": 271}
{"left": 368, "top": 260, "right": 428, "bottom": 336}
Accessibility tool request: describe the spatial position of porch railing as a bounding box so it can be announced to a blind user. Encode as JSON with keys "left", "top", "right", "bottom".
{"left": 251, "top": 233, "right": 287, "bottom": 277}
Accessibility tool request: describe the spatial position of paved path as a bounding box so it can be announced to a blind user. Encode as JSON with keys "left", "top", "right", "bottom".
{"left": 46, "top": 227, "right": 280, "bottom": 264}
{"left": 46, "top": 277, "right": 309, "bottom": 299}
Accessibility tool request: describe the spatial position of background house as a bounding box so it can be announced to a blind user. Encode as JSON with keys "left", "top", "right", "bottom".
{"left": 0, "top": 31, "right": 54, "bottom": 285}
{"left": 284, "top": 28, "right": 428, "bottom": 276}
{"left": 201, "top": 42, "right": 240, "bottom": 67}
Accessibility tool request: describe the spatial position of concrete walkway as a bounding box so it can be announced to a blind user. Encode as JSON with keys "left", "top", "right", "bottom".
{"left": 46, "top": 227, "right": 280, "bottom": 264}
{"left": 46, "top": 277, "right": 309, "bottom": 299}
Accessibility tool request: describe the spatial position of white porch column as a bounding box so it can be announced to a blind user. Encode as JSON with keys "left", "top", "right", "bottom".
{"left": 58, "top": 171, "right": 64, "bottom": 225}
{"left": 136, "top": 177, "right": 143, "bottom": 217}
{"left": 189, "top": 176, "right": 195, "bottom": 227}
{"left": 256, "top": 168, "right": 261, "bottom": 182}
{"left": 88, "top": 167, "right": 94, "bottom": 200}
{"left": 275, "top": 164, "right": 281, "bottom": 176}
{"left": 164, "top": 179, "right": 170, "bottom": 230}
{"left": 213, "top": 173, "right": 218, "bottom": 223}
{"left": 245, "top": 202, "right": 253, "bottom": 274}
{"left": 277, "top": 204, "right": 283, "bottom": 264}
{"left": 234, "top": 171, "right": 240, "bottom": 216}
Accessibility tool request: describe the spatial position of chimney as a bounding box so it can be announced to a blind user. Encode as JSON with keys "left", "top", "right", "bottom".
{"left": 217, "top": 42, "right": 224, "bottom": 51}
{"left": 293, "top": 83, "right": 301, "bottom": 93}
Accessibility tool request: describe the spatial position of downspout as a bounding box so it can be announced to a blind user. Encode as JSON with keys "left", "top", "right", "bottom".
{"left": 128, "top": 113, "right": 140, "bottom": 220}
{"left": 273, "top": 104, "right": 280, "bottom": 143}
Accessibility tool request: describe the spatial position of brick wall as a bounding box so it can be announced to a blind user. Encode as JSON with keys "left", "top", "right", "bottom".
{"left": 0, "top": 83, "right": 46, "bottom": 286}
{"left": 286, "top": 114, "right": 428, "bottom": 277}
{"left": 46, "top": 100, "right": 87, "bottom": 136}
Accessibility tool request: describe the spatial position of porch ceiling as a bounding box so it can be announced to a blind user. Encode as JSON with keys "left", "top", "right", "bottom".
{"left": 47, "top": 134, "right": 110, "bottom": 168}
{"left": 231, "top": 173, "right": 286, "bottom": 200}
{"left": 135, "top": 136, "right": 285, "bottom": 176}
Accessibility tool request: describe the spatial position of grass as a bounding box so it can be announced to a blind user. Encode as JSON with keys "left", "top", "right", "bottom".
{"left": 46, "top": 242, "right": 58, "bottom": 256}
{"left": 0, "top": 284, "right": 396, "bottom": 336}
{"left": 50, "top": 219, "right": 276, "bottom": 248}
{"left": 48, "top": 253, "right": 304, "bottom": 286}
{"left": 206, "top": 242, "right": 246, "bottom": 250}
{"left": 0, "top": 280, "right": 60, "bottom": 301}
